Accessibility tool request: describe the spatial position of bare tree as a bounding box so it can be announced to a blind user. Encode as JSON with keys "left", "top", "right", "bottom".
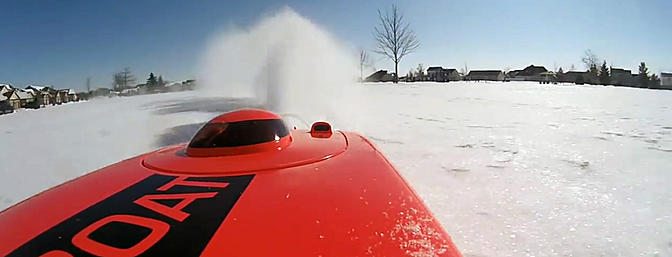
{"left": 460, "top": 62, "right": 469, "bottom": 76}
{"left": 373, "top": 4, "right": 419, "bottom": 83}
{"left": 415, "top": 63, "right": 424, "bottom": 81}
{"left": 581, "top": 49, "right": 599, "bottom": 69}
{"left": 113, "top": 67, "right": 136, "bottom": 91}
{"left": 113, "top": 73, "right": 123, "bottom": 90}
{"left": 359, "top": 49, "right": 371, "bottom": 82}
{"left": 406, "top": 69, "right": 415, "bottom": 81}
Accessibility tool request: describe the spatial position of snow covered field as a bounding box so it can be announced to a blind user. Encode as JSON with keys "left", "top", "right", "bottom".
{"left": 1, "top": 82, "right": 671, "bottom": 256}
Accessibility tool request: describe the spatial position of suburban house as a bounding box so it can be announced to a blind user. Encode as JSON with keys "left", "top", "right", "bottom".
{"left": 1, "top": 84, "right": 13, "bottom": 110}
{"left": 506, "top": 70, "right": 521, "bottom": 79}
{"left": 538, "top": 71, "right": 558, "bottom": 84}
{"left": 67, "top": 89, "right": 78, "bottom": 102}
{"left": 52, "top": 90, "right": 62, "bottom": 104}
{"left": 561, "top": 71, "right": 586, "bottom": 84}
{"left": 1, "top": 84, "right": 13, "bottom": 96}
{"left": 610, "top": 68, "right": 638, "bottom": 87}
{"left": 164, "top": 81, "right": 191, "bottom": 92}
{"left": 15, "top": 90, "right": 36, "bottom": 108}
{"left": 509, "top": 65, "right": 548, "bottom": 81}
{"left": 4, "top": 90, "right": 22, "bottom": 109}
{"left": 365, "top": 70, "right": 396, "bottom": 82}
{"left": 28, "top": 86, "right": 54, "bottom": 106}
{"left": 0, "top": 93, "right": 8, "bottom": 108}
{"left": 631, "top": 74, "right": 644, "bottom": 88}
{"left": 22, "top": 89, "right": 43, "bottom": 108}
{"left": 54, "top": 89, "right": 70, "bottom": 104}
{"left": 183, "top": 80, "right": 196, "bottom": 90}
{"left": 661, "top": 73, "right": 672, "bottom": 89}
{"left": 426, "top": 67, "right": 460, "bottom": 82}
{"left": 465, "top": 70, "right": 505, "bottom": 81}
{"left": 448, "top": 70, "right": 462, "bottom": 81}
{"left": 560, "top": 71, "right": 598, "bottom": 85}
{"left": 91, "top": 88, "right": 112, "bottom": 97}
{"left": 26, "top": 85, "right": 61, "bottom": 106}
{"left": 120, "top": 87, "right": 140, "bottom": 96}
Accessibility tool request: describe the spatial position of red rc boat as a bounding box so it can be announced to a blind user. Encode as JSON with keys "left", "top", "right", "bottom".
{"left": 0, "top": 109, "right": 461, "bottom": 257}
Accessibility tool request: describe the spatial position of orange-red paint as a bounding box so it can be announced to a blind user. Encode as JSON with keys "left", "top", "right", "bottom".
{"left": 208, "top": 108, "right": 280, "bottom": 123}
{"left": 0, "top": 157, "right": 152, "bottom": 257}
{"left": 0, "top": 109, "right": 462, "bottom": 257}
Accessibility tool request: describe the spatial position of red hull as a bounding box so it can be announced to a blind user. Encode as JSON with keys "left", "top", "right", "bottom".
{"left": 0, "top": 110, "right": 461, "bottom": 257}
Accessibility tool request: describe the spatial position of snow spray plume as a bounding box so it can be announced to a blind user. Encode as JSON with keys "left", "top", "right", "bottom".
{"left": 198, "top": 8, "right": 360, "bottom": 127}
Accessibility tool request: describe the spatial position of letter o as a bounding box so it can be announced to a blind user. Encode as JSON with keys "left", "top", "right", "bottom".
{"left": 72, "top": 215, "right": 169, "bottom": 257}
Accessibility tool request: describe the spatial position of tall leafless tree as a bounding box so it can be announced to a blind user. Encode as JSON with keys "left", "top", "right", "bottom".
{"left": 113, "top": 67, "right": 136, "bottom": 91}
{"left": 581, "top": 49, "right": 601, "bottom": 80}
{"left": 581, "top": 49, "right": 599, "bottom": 69}
{"left": 373, "top": 4, "right": 419, "bottom": 83}
{"left": 359, "top": 49, "right": 371, "bottom": 82}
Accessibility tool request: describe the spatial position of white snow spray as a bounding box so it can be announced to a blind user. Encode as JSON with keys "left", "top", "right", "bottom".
{"left": 197, "top": 7, "right": 361, "bottom": 127}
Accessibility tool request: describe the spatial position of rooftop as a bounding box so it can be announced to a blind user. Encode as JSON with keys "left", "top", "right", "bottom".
{"left": 468, "top": 70, "right": 502, "bottom": 74}
{"left": 517, "top": 65, "right": 548, "bottom": 76}
{"left": 15, "top": 90, "right": 33, "bottom": 99}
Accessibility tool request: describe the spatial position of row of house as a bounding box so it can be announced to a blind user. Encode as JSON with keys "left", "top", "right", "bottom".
{"left": 72, "top": 79, "right": 196, "bottom": 99}
{"left": 365, "top": 64, "right": 672, "bottom": 89}
{"left": 1, "top": 78, "right": 197, "bottom": 115}
{"left": 556, "top": 69, "right": 672, "bottom": 89}
{"left": 117, "top": 79, "right": 196, "bottom": 96}
{"left": 464, "top": 65, "right": 555, "bottom": 84}
{"left": 0, "top": 84, "right": 80, "bottom": 114}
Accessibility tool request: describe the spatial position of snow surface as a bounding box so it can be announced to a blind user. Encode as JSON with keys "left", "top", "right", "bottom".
{"left": 1, "top": 82, "right": 671, "bottom": 256}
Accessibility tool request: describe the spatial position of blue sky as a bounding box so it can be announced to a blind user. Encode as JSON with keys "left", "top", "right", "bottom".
{"left": 1, "top": 0, "right": 670, "bottom": 91}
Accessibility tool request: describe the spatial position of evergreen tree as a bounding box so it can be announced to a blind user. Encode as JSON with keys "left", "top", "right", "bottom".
{"left": 599, "top": 61, "right": 610, "bottom": 85}
{"left": 147, "top": 73, "right": 158, "bottom": 87}
{"left": 556, "top": 67, "right": 564, "bottom": 82}
{"left": 158, "top": 76, "right": 164, "bottom": 86}
{"left": 588, "top": 64, "right": 599, "bottom": 84}
{"left": 650, "top": 74, "right": 661, "bottom": 88}
{"left": 638, "top": 62, "right": 650, "bottom": 88}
